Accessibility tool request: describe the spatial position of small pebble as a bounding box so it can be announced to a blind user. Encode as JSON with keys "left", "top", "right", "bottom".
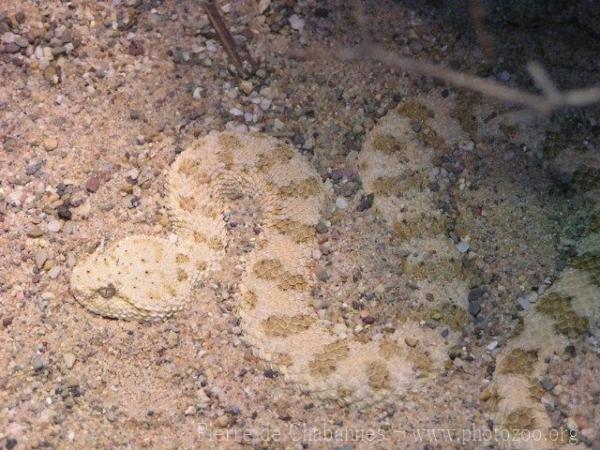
{"left": 263, "top": 368, "right": 278, "bottom": 378}
{"left": 47, "top": 220, "right": 62, "bottom": 233}
{"left": 541, "top": 377, "right": 555, "bottom": 391}
{"left": 316, "top": 221, "right": 328, "bottom": 234}
{"left": 239, "top": 80, "right": 253, "bottom": 95}
{"left": 498, "top": 70, "right": 511, "bottom": 82}
{"left": 35, "top": 250, "right": 49, "bottom": 269}
{"left": 166, "top": 331, "right": 179, "bottom": 348}
{"left": 32, "top": 355, "right": 46, "bottom": 371}
{"left": 126, "top": 168, "right": 139, "bottom": 181}
{"left": 289, "top": 14, "right": 305, "bottom": 31}
{"left": 196, "top": 389, "right": 210, "bottom": 408}
{"left": 86, "top": 176, "right": 102, "bottom": 193}
{"left": 356, "top": 193, "right": 374, "bottom": 211}
{"left": 468, "top": 287, "right": 485, "bottom": 302}
{"left": 43, "top": 137, "right": 58, "bottom": 151}
{"left": 316, "top": 269, "right": 330, "bottom": 282}
{"left": 405, "top": 337, "right": 418, "bottom": 347}
{"left": 27, "top": 226, "right": 44, "bottom": 238}
{"left": 48, "top": 266, "right": 61, "bottom": 279}
{"left": 456, "top": 241, "right": 470, "bottom": 253}
{"left": 26, "top": 160, "right": 43, "bottom": 176}
{"left": 468, "top": 301, "right": 481, "bottom": 317}
{"left": 486, "top": 340, "right": 498, "bottom": 351}
{"left": 517, "top": 295, "right": 531, "bottom": 311}
{"left": 57, "top": 204, "right": 72, "bottom": 220}
{"left": 63, "top": 353, "right": 76, "bottom": 369}
{"left": 335, "top": 197, "right": 348, "bottom": 209}
{"left": 361, "top": 315, "right": 375, "bottom": 325}
{"left": 215, "top": 414, "right": 230, "bottom": 428}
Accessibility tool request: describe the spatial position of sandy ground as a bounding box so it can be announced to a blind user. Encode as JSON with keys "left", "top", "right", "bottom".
{"left": 1, "top": 1, "right": 599, "bottom": 449}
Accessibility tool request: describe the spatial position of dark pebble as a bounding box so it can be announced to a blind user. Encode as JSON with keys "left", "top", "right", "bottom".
{"left": 351, "top": 300, "right": 364, "bottom": 310}
{"left": 314, "top": 7, "right": 329, "bottom": 18}
{"left": 448, "top": 345, "right": 462, "bottom": 360}
{"left": 425, "top": 320, "right": 438, "bottom": 329}
{"left": 32, "top": 355, "right": 46, "bottom": 371}
{"left": 335, "top": 181, "right": 359, "bottom": 198}
{"left": 292, "top": 133, "right": 304, "bottom": 147}
{"left": 128, "top": 40, "right": 144, "bottom": 56}
{"left": 263, "top": 369, "right": 278, "bottom": 379}
{"left": 316, "top": 269, "right": 330, "bottom": 282}
{"left": 55, "top": 384, "right": 82, "bottom": 399}
{"left": 2, "top": 316, "right": 13, "bottom": 327}
{"left": 564, "top": 344, "right": 576, "bottom": 357}
{"left": 315, "top": 221, "right": 328, "bottom": 234}
{"left": 468, "top": 287, "right": 486, "bottom": 302}
{"left": 129, "top": 195, "right": 140, "bottom": 208}
{"left": 392, "top": 92, "right": 403, "bottom": 103}
{"left": 226, "top": 406, "right": 241, "bottom": 415}
{"left": 361, "top": 315, "right": 375, "bottom": 325}
{"left": 25, "top": 160, "right": 43, "bottom": 176}
{"left": 57, "top": 204, "right": 72, "bottom": 220}
{"left": 56, "top": 183, "right": 68, "bottom": 196}
{"left": 1, "top": 43, "right": 20, "bottom": 54}
{"left": 540, "top": 377, "right": 555, "bottom": 391}
{"left": 85, "top": 176, "right": 102, "bottom": 193}
{"left": 356, "top": 193, "right": 374, "bottom": 211}
{"left": 468, "top": 301, "right": 481, "bottom": 317}
{"left": 328, "top": 168, "right": 358, "bottom": 182}
{"left": 3, "top": 137, "right": 17, "bottom": 152}
{"left": 5, "top": 438, "right": 17, "bottom": 450}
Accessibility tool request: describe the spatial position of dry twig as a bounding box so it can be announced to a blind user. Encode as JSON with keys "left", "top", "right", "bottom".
{"left": 203, "top": 0, "right": 255, "bottom": 78}
{"left": 334, "top": 45, "right": 600, "bottom": 115}
{"left": 469, "top": 0, "right": 496, "bottom": 63}
{"left": 311, "top": 2, "right": 600, "bottom": 115}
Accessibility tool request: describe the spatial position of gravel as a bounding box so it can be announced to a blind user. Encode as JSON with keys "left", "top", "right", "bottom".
{"left": 288, "top": 14, "right": 305, "bottom": 31}
{"left": 63, "top": 353, "right": 76, "bottom": 369}
{"left": 456, "top": 241, "right": 470, "bottom": 253}
{"left": 335, "top": 197, "right": 348, "bottom": 209}
{"left": 43, "top": 137, "right": 58, "bottom": 151}
{"left": 47, "top": 220, "right": 62, "bottom": 233}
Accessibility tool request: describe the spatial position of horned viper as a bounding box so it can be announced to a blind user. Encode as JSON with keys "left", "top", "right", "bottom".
{"left": 71, "top": 94, "right": 599, "bottom": 440}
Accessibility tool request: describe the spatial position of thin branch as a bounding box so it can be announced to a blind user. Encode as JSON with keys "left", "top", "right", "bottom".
{"left": 526, "top": 61, "right": 559, "bottom": 99}
{"left": 469, "top": 0, "right": 496, "bottom": 63}
{"left": 332, "top": 45, "right": 600, "bottom": 115}
{"left": 203, "top": 0, "right": 255, "bottom": 78}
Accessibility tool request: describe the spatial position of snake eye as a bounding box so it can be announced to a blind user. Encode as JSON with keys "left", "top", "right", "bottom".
{"left": 98, "top": 284, "right": 116, "bottom": 299}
